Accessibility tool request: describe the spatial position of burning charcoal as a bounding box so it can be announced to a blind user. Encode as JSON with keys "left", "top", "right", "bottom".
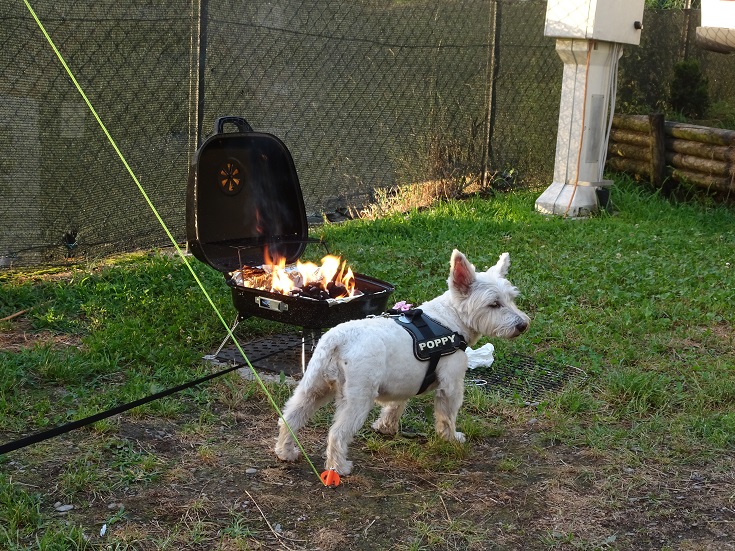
{"left": 302, "top": 285, "right": 322, "bottom": 299}
{"left": 327, "top": 281, "right": 347, "bottom": 298}
{"left": 319, "top": 290, "right": 330, "bottom": 300}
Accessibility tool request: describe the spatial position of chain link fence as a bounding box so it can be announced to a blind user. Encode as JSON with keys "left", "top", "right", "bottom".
{"left": 1, "top": 1, "right": 195, "bottom": 266}
{"left": 201, "top": 0, "right": 496, "bottom": 215}
{"left": 618, "top": 8, "right": 735, "bottom": 116}
{"left": 1, "top": 1, "right": 734, "bottom": 267}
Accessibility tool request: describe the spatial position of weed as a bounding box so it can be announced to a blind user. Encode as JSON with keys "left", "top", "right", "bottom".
{"left": 604, "top": 368, "right": 675, "bottom": 416}
{"left": 398, "top": 495, "right": 488, "bottom": 551}
{"left": 704, "top": 99, "right": 735, "bottom": 129}
{"left": 552, "top": 386, "right": 601, "bottom": 415}
{"left": 496, "top": 455, "right": 523, "bottom": 473}
{"left": 0, "top": 474, "right": 42, "bottom": 540}
{"left": 222, "top": 511, "right": 256, "bottom": 538}
{"left": 59, "top": 453, "right": 105, "bottom": 499}
{"left": 685, "top": 412, "right": 735, "bottom": 448}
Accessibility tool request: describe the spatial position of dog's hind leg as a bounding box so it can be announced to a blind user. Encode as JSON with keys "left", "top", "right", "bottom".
{"left": 325, "top": 389, "right": 376, "bottom": 475}
{"left": 371, "top": 401, "right": 408, "bottom": 435}
{"left": 275, "top": 377, "right": 335, "bottom": 462}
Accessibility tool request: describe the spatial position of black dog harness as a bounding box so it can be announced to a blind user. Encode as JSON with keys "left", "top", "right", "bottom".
{"left": 392, "top": 309, "right": 468, "bottom": 394}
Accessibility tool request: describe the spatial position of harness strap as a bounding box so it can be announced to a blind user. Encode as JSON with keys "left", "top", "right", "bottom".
{"left": 407, "top": 312, "right": 443, "bottom": 394}
{"left": 417, "top": 354, "right": 442, "bottom": 394}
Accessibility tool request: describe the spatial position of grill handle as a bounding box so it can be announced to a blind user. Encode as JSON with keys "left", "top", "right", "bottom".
{"left": 214, "top": 116, "right": 254, "bottom": 135}
{"left": 255, "top": 296, "right": 289, "bottom": 313}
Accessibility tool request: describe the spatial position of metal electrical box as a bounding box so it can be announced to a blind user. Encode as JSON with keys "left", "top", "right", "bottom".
{"left": 701, "top": 0, "right": 735, "bottom": 29}
{"left": 545, "top": 0, "right": 645, "bottom": 45}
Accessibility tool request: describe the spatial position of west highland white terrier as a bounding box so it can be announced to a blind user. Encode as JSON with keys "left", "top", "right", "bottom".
{"left": 274, "top": 249, "right": 530, "bottom": 475}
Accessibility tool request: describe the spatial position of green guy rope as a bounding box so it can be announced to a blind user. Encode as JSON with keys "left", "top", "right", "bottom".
{"left": 22, "top": 0, "right": 322, "bottom": 484}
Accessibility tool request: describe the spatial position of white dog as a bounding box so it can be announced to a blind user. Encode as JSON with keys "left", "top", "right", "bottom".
{"left": 274, "top": 249, "right": 530, "bottom": 475}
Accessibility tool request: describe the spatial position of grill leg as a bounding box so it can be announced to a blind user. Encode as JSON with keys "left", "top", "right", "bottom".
{"left": 301, "top": 328, "right": 321, "bottom": 373}
{"left": 213, "top": 314, "right": 241, "bottom": 358}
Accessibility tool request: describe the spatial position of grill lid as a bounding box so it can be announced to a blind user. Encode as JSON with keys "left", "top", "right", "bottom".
{"left": 186, "top": 117, "right": 308, "bottom": 273}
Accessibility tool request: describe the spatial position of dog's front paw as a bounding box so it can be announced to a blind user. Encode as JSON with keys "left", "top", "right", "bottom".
{"left": 453, "top": 431, "right": 466, "bottom": 444}
{"left": 274, "top": 444, "right": 301, "bottom": 462}
{"left": 371, "top": 418, "right": 398, "bottom": 435}
{"left": 326, "top": 459, "right": 353, "bottom": 476}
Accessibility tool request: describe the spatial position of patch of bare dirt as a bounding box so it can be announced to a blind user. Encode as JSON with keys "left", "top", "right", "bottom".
{"left": 0, "top": 317, "right": 82, "bottom": 352}
{"left": 3, "top": 391, "right": 734, "bottom": 550}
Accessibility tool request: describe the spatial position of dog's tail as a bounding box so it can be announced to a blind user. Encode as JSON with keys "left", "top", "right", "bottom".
{"left": 301, "top": 336, "right": 344, "bottom": 392}
{"left": 278, "top": 339, "right": 340, "bottom": 434}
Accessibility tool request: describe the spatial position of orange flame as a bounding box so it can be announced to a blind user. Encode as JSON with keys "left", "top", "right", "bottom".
{"left": 263, "top": 247, "right": 357, "bottom": 298}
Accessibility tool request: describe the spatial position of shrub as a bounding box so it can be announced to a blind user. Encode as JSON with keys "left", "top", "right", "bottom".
{"left": 669, "top": 59, "right": 710, "bottom": 119}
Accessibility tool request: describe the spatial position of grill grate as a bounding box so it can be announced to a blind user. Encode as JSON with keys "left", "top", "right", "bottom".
{"left": 213, "top": 332, "right": 314, "bottom": 377}
{"left": 212, "top": 333, "right": 586, "bottom": 399}
{"left": 467, "top": 354, "right": 586, "bottom": 401}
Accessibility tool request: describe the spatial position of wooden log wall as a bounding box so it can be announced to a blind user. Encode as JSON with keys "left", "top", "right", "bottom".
{"left": 607, "top": 114, "right": 735, "bottom": 193}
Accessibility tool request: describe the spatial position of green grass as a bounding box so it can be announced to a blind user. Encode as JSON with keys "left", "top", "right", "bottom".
{"left": 1, "top": 176, "right": 734, "bottom": 548}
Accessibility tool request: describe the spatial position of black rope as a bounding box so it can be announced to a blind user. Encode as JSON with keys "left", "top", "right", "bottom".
{"left": 0, "top": 362, "right": 243, "bottom": 456}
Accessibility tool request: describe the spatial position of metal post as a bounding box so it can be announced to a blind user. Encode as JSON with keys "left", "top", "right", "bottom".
{"left": 195, "top": 0, "right": 209, "bottom": 148}
{"left": 482, "top": 0, "right": 500, "bottom": 187}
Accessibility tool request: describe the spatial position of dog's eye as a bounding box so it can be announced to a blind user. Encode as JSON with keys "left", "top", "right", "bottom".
{"left": 488, "top": 301, "right": 500, "bottom": 309}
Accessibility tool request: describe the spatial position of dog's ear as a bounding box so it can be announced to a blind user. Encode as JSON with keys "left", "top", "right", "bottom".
{"left": 488, "top": 252, "right": 510, "bottom": 278}
{"left": 449, "top": 249, "right": 476, "bottom": 295}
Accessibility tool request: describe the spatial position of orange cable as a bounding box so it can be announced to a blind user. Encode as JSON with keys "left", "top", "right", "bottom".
{"left": 563, "top": 41, "right": 594, "bottom": 218}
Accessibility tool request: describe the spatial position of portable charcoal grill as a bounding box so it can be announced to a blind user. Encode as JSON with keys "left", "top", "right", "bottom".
{"left": 186, "top": 117, "right": 394, "bottom": 368}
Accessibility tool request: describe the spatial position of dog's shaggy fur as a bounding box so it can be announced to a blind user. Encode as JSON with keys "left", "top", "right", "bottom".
{"left": 274, "top": 250, "right": 530, "bottom": 475}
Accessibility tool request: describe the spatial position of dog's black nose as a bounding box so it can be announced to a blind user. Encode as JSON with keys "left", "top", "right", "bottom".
{"left": 515, "top": 321, "right": 528, "bottom": 333}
